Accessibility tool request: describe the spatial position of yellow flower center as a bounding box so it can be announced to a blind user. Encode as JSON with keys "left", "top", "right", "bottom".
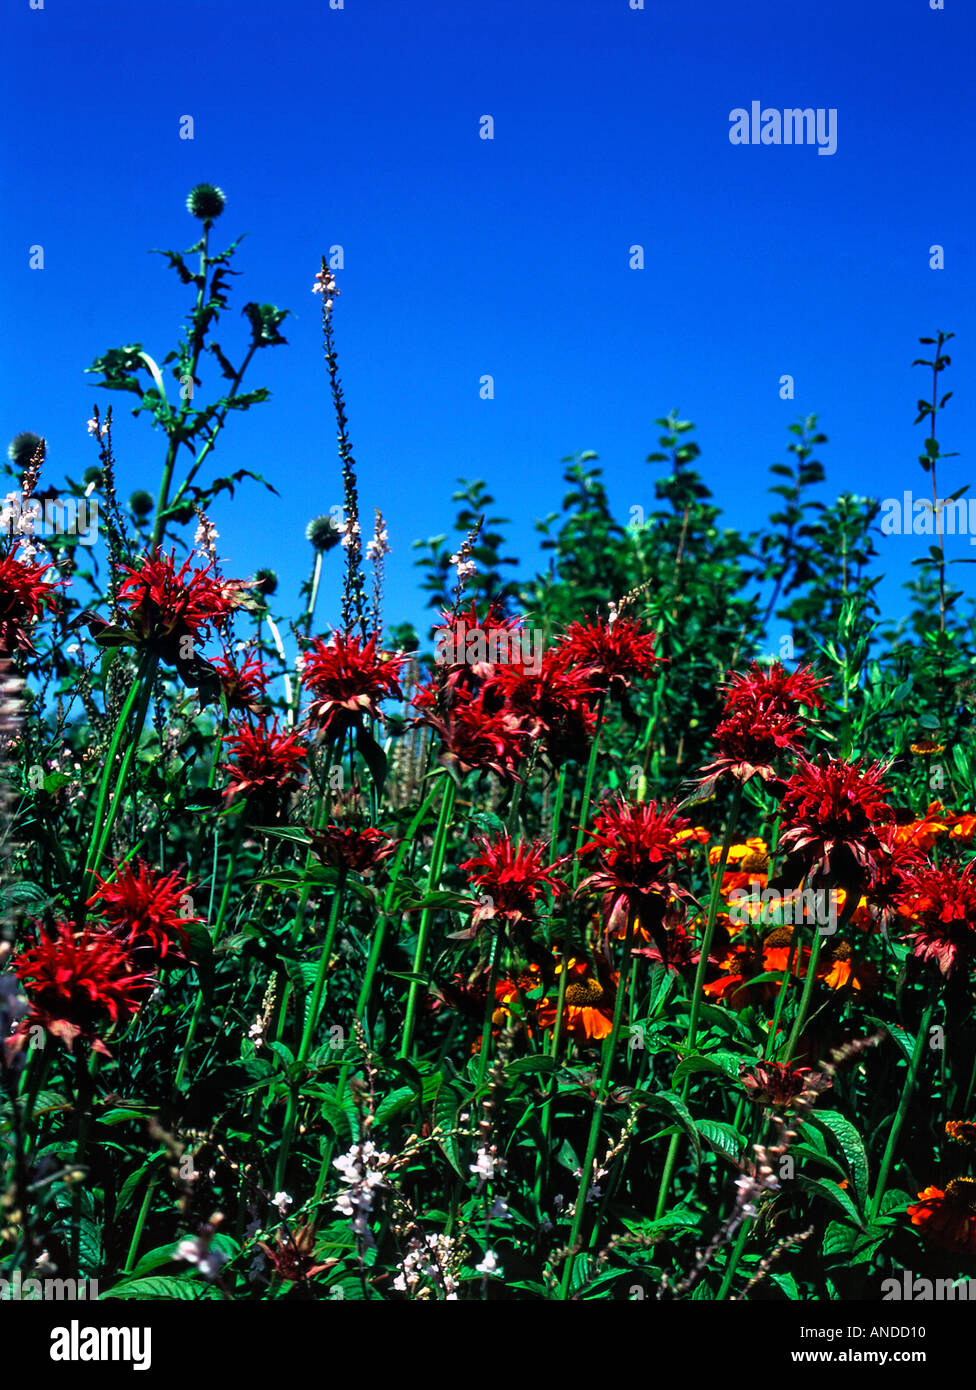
{"left": 946, "top": 1178, "right": 976, "bottom": 1214}
{"left": 741, "top": 850, "right": 769, "bottom": 874}
{"left": 565, "top": 979, "right": 605, "bottom": 1007}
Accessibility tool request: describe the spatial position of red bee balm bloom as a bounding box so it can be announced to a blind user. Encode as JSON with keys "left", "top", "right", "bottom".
{"left": 739, "top": 1060, "right": 830, "bottom": 1109}
{"left": 117, "top": 550, "right": 247, "bottom": 662}
{"left": 577, "top": 798, "right": 692, "bottom": 939}
{"left": 777, "top": 754, "right": 895, "bottom": 892}
{"left": 701, "top": 662, "right": 829, "bottom": 786}
{"left": 483, "top": 652, "right": 599, "bottom": 768}
{"left": 210, "top": 650, "right": 269, "bottom": 715}
{"left": 222, "top": 719, "right": 307, "bottom": 804}
{"left": 301, "top": 632, "right": 405, "bottom": 736}
{"left": 88, "top": 860, "right": 202, "bottom": 964}
{"left": 307, "top": 825, "right": 397, "bottom": 875}
{"left": 13, "top": 922, "right": 154, "bottom": 1054}
{"left": 0, "top": 546, "right": 61, "bottom": 657}
{"left": 460, "top": 833, "right": 566, "bottom": 928}
{"left": 896, "top": 861, "right": 976, "bottom": 978}
{"left": 420, "top": 687, "right": 531, "bottom": 782}
{"left": 432, "top": 602, "right": 523, "bottom": 689}
{"left": 908, "top": 1180, "right": 976, "bottom": 1254}
{"left": 555, "top": 616, "right": 662, "bottom": 694}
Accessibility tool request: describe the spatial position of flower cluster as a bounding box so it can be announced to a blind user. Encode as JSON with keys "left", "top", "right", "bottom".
{"left": 301, "top": 631, "right": 405, "bottom": 737}
{"left": 333, "top": 1139, "right": 391, "bottom": 1246}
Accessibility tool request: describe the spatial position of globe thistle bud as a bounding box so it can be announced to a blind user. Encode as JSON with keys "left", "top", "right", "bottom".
{"left": 254, "top": 568, "right": 278, "bottom": 597}
{"left": 83, "top": 466, "right": 104, "bottom": 487}
{"left": 129, "top": 490, "right": 154, "bottom": 518}
{"left": 186, "top": 184, "right": 226, "bottom": 222}
{"left": 8, "top": 433, "right": 44, "bottom": 470}
{"left": 306, "top": 516, "right": 342, "bottom": 552}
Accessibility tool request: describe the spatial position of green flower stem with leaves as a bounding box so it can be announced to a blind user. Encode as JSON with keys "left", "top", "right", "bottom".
{"left": 276, "top": 869, "right": 347, "bottom": 1188}
{"left": 654, "top": 780, "right": 743, "bottom": 1220}
{"left": 557, "top": 906, "right": 638, "bottom": 1300}
{"left": 399, "top": 775, "right": 456, "bottom": 1061}
{"left": 83, "top": 651, "right": 159, "bottom": 890}
{"left": 868, "top": 994, "right": 937, "bottom": 1224}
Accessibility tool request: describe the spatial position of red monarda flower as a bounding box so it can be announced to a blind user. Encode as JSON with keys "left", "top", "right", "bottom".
{"left": 301, "top": 631, "right": 405, "bottom": 736}
{"left": 307, "top": 825, "right": 397, "bottom": 875}
{"left": 117, "top": 550, "right": 247, "bottom": 662}
{"left": 739, "top": 1061, "right": 830, "bottom": 1109}
{"left": 908, "top": 1180, "right": 976, "bottom": 1254}
{"left": 13, "top": 922, "right": 154, "bottom": 1054}
{"left": 777, "top": 754, "right": 895, "bottom": 892}
{"left": 420, "top": 687, "right": 531, "bottom": 782}
{"left": 554, "top": 616, "right": 662, "bottom": 694}
{"left": 0, "top": 546, "right": 61, "bottom": 657}
{"left": 577, "top": 798, "right": 692, "bottom": 945}
{"left": 483, "top": 652, "right": 599, "bottom": 768}
{"left": 88, "top": 860, "right": 202, "bottom": 964}
{"left": 432, "top": 602, "right": 523, "bottom": 689}
{"left": 210, "top": 649, "right": 269, "bottom": 716}
{"left": 222, "top": 719, "right": 307, "bottom": 804}
{"left": 895, "top": 861, "right": 976, "bottom": 978}
{"left": 855, "top": 823, "right": 927, "bottom": 935}
{"left": 460, "top": 833, "right": 566, "bottom": 929}
{"left": 701, "top": 662, "right": 829, "bottom": 786}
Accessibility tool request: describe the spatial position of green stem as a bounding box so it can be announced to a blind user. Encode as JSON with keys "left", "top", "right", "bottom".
{"left": 868, "top": 996, "right": 937, "bottom": 1224}
{"left": 123, "top": 1176, "right": 159, "bottom": 1275}
{"left": 558, "top": 908, "right": 636, "bottom": 1299}
{"left": 149, "top": 223, "right": 210, "bottom": 550}
{"left": 476, "top": 942, "right": 501, "bottom": 1089}
{"left": 654, "top": 781, "right": 743, "bottom": 1219}
{"left": 399, "top": 776, "right": 456, "bottom": 1060}
{"left": 277, "top": 873, "right": 346, "bottom": 1189}
{"left": 84, "top": 652, "right": 158, "bottom": 889}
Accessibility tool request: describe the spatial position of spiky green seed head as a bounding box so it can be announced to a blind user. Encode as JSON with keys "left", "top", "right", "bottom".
{"left": 186, "top": 184, "right": 226, "bottom": 221}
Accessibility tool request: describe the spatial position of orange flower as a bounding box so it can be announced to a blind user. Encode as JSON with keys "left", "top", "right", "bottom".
{"left": 703, "top": 942, "right": 779, "bottom": 1009}
{"left": 908, "top": 1180, "right": 976, "bottom": 1254}
{"left": 761, "top": 926, "right": 811, "bottom": 977}
{"left": 950, "top": 813, "right": 976, "bottom": 844}
{"left": 710, "top": 838, "right": 769, "bottom": 896}
{"left": 557, "top": 957, "right": 617, "bottom": 1042}
{"left": 816, "top": 940, "right": 878, "bottom": 993}
{"left": 482, "top": 966, "right": 555, "bottom": 1042}
{"left": 895, "top": 801, "right": 949, "bottom": 852}
{"left": 945, "top": 1119, "right": 976, "bottom": 1146}
{"left": 676, "top": 825, "right": 710, "bottom": 848}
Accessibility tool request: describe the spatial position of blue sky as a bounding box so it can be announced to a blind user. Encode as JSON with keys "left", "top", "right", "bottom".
{"left": 4, "top": 0, "right": 973, "bottom": 642}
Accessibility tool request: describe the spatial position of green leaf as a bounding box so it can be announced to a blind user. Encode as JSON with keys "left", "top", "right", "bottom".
{"left": 696, "top": 1118, "right": 745, "bottom": 1165}
{"left": 319, "top": 1092, "right": 357, "bottom": 1144}
{"left": 634, "top": 1090, "right": 701, "bottom": 1169}
{"left": 822, "top": 1219, "right": 857, "bottom": 1260}
{"left": 812, "top": 1110, "right": 869, "bottom": 1210}
{"left": 434, "top": 1084, "right": 466, "bottom": 1177}
{"left": 800, "top": 1175, "right": 862, "bottom": 1226}
{"left": 100, "top": 1276, "right": 220, "bottom": 1300}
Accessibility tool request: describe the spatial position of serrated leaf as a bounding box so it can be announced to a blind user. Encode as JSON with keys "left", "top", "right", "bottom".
{"left": 800, "top": 1175, "right": 862, "bottom": 1226}
{"left": 812, "top": 1110, "right": 869, "bottom": 1211}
